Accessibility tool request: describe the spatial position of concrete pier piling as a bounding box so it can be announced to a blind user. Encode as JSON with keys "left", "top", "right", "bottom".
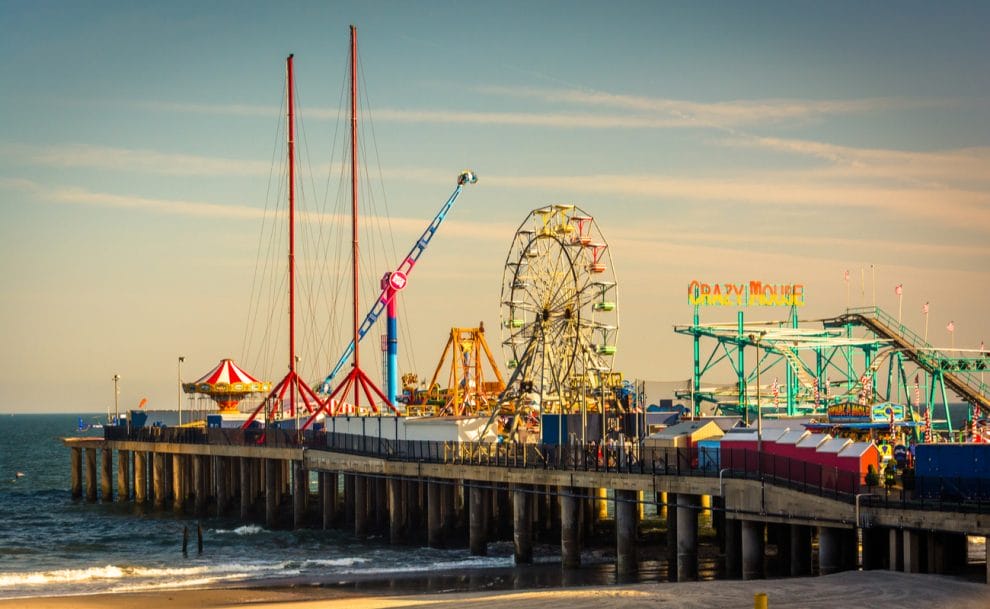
{"left": 240, "top": 457, "right": 252, "bottom": 520}
{"left": 903, "top": 529, "right": 922, "bottom": 573}
{"left": 388, "top": 477, "right": 405, "bottom": 543}
{"left": 560, "top": 487, "right": 580, "bottom": 568}
{"left": 469, "top": 484, "right": 488, "bottom": 556}
{"left": 512, "top": 486, "right": 533, "bottom": 564}
{"left": 193, "top": 455, "right": 206, "bottom": 515}
{"left": 116, "top": 449, "right": 129, "bottom": 502}
{"left": 344, "top": 474, "right": 355, "bottom": 526}
{"left": 215, "top": 456, "right": 227, "bottom": 517}
{"left": 615, "top": 489, "right": 638, "bottom": 575}
{"left": 100, "top": 448, "right": 113, "bottom": 502}
{"left": 790, "top": 524, "right": 813, "bottom": 576}
{"left": 676, "top": 493, "right": 700, "bottom": 581}
{"left": 171, "top": 454, "right": 184, "bottom": 512}
{"left": 725, "top": 518, "right": 742, "bottom": 578}
{"left": 320, "top": 472, "right": 337, "bottom": 529}
{"left": 85, "top": 448, "right": 97, "bottom": 503}
{"left": 353, "top": 475, "right": 368, "bottom": 538}
{"left": 741, "top": 520, "right": 765, "bottom": 580}
{"left": 818, "top": 527, "right": 842, "bottom": 575}
{"left": 133, "top": 451, "right": 146, "bottom": 504}
{"left": 292, "top": 461, "right": 306, "bottom": 529}
{"left": 265, "top": 459, "right": 278, "bottom": 528}
{"left": 665, "top": 492, "right": 678, "bottom": 581}
{"left": 70, "top": 448, "right": 82, "bottom": 500}
{"left": 152, "top": 452, "right": 166, "bottom": 509}
{"left": 428, "top": 480, "right": 443, "bottom": 548}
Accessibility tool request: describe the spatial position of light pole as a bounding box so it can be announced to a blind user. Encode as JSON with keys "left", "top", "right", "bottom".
{"left": 748, "top": 332, "right": 766, "bottom": 456}
{"left": 112, "top": 374, "right": 120, "bottom": 425}
{"left": 177, "top": 356, "right": 185, "bottom": 426}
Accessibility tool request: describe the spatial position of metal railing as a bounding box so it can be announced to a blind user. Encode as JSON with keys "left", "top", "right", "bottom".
{"left": 103, "top": 424, "right": 989, "bottom": 512}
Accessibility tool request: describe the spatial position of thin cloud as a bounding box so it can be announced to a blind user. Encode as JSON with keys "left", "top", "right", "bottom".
{"left": 137, "top": 100, "right": 696, "bottom": 129}
{"left": 611, "top": 224, "right": 990, "bottom": 261}
{"left": 476, "top": 86, "right": 950, "bottom": 127}
{"left": 0, "top": 142, "right": 270, "bottom": 177}
{"left": 721, "top": 136, "right": 990, "bottom": 187}
{"left": 2, "top": 177, "right": 509, "bottom": 240}
{"left": 487, "top": 173, "right": 990, "bottom": 231}
{"left": 370, "top": 108, "right": 695, "bottom": 129}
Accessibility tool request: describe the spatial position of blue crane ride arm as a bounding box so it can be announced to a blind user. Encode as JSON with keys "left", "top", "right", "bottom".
{"left": 318, "top": 170, "right": 477, "bottom": 393}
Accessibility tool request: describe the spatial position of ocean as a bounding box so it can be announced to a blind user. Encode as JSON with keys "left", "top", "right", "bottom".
{"left": 3, "top": 413, "right": 981, "bottom": 600}
{"left": 0, "top": 414, "right": 680, "bottom": 600}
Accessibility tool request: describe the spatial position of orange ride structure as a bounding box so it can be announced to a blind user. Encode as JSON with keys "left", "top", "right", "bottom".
{"left": 405, "top": 323, "right": 506, "bottom": 416}
{"left": 182, "top": 358, "right": 271, "bottom": 414}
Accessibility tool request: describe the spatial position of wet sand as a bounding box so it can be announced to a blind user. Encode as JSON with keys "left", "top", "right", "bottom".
{"left": 3, "top": 571, "right": 988, "bottom": 609}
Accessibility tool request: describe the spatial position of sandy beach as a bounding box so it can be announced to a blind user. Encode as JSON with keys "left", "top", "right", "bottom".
{"left": 3, "top": 571, "right": 987, "bottom": 609}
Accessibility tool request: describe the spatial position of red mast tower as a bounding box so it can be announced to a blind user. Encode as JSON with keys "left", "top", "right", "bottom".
{"left": 320, "top": 25, "right": 395, "bottom": 417}
{"left": 242, "top": 54, "right": 323, "bottom": 430}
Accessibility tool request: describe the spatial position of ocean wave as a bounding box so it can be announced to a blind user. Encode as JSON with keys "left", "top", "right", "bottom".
{"left": 0, "top": 565, "right": 125, "bottom": 588}
{"left": 301, "top": 557, "right": 370, "bottom": 568}
{"left": 109, "top": 569, "right": 302, "bottom": 593}
{"left": 0, "top": 561, "right": 293, "bottom": 589}
{"left": 338, "top": 555, "right": 513, "bottom": 575}
{"left": 211, "top": 525, "right": 265, "bottom": 536}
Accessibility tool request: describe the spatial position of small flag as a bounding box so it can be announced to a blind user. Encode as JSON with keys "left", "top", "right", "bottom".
{"left": 844, "top": 270, "right": 850, "bottom": 282}
{"left": 947, "top": 321, "right": 955, "bottom": 333}
{"left": 894, "top": 284, "right": 903, "bottom": 296}
{"left": 923, "top": 302, "right": 929, "bottom": 315}
{"left": 138, "top": 397, "right": 148, "bottom": 409}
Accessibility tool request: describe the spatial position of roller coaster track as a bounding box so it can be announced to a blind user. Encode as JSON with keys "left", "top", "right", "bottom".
{"left": 777, "top": 344, "right": 816, "bottom": 393}
{"left": 823, "top": 307, "right": 990, "bottom": 417}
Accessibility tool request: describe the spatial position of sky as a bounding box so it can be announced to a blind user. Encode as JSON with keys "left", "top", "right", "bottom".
{"left": 1, "top": 1, "right": 988, "bottom": 413}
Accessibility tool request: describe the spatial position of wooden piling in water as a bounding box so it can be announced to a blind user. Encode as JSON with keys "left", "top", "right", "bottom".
{"left": 70, "top": 447, "right": 82, "bottom": 500}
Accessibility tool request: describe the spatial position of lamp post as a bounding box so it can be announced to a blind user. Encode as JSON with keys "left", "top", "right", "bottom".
{"left": 177, "top": 356, "right": 185, "bottom": 426}
{"left": 748, "top": 332, "right": 766, "bottom": 457}
{"left": 112, "top": 374, "right": 120, "bottom": 425}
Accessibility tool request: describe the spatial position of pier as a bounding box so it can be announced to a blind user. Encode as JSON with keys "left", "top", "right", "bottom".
{"left": 65, "top": 427, "right": 989, "bottom": 585}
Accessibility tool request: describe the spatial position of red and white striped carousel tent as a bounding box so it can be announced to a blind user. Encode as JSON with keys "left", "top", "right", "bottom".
{"left": 182, "top": 358, "right": 272, "bottom": 413}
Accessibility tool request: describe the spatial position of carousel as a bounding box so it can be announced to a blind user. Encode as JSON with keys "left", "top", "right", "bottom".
{"left": 182, "top": 358, "right": 271, "bottom": 419}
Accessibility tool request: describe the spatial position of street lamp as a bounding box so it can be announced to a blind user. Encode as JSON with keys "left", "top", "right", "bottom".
{"left": 112, "top": 374, "right": 120, "bottom": 425}
{"left": 748, "top": 332, "right": 766, "bottom": 456}
{"left": 177, "top": 356, "right": 185, "bottom": 426}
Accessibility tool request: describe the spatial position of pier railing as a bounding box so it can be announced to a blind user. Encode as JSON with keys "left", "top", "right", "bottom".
{"left": 105, "top": 426, "right": 863, "bottom": 498}
{"left": 102, "top": 425, "right": 988, "bottom": 512}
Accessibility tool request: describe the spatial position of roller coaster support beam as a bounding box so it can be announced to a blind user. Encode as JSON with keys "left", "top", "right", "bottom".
{"left": 692, "top": 304, "right": 701, "bottom": 417}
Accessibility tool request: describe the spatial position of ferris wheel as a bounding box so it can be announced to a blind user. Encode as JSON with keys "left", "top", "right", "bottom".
{"left": 499, "top": 204, "right": 619, "bottom": 413}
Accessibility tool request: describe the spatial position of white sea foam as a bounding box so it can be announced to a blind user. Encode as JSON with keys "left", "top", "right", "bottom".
{"left": 211, "top": 524, "right": 265, "bottom": 536}
{"left": 302, "top": 557, "right": 370, "bottom": 568}
{"left": 337, "top": 555, "right": 512, "bottom": 575}
{"left": 0, "top": 561, "right": 292, "bottom": 590}
{"left": 0, "top": 565, "right": 126, "bottom": 588}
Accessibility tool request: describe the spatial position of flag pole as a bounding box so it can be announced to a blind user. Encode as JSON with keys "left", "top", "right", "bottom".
{"left": 871, "top": 264, "right": 876, "bottom": 309}
{"left": 896, "top": 284, "right": 903, "bottom": 325}
{"left": 844, "top": 270, "right": 850, "bottom": 309}
{"left": 859, "top": 268, "right": 864, "bottom": 306}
